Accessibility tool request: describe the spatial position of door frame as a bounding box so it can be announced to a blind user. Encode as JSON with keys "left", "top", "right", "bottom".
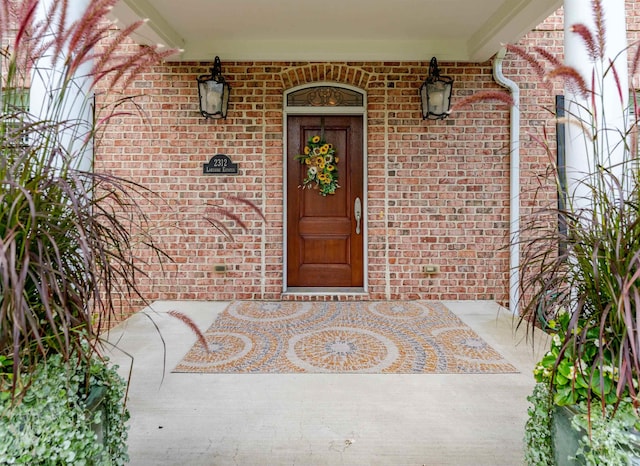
{"left": 283, "top": 82, "right": 368, "bottom": 293}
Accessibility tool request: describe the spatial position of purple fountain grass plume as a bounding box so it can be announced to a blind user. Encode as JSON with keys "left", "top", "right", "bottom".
{"left": 608, "top": 58, "right": 624, "bottom": 106}
{"left": 0, "top": 4, "right": 43, "bottom": 89}
{"left": 206, "top": 205, "right": 249, "bottom": 240}
{"left": 8, "top": 0, "right": 178, "bottom": 94}
{"left": 66, "top": 22, "right": 116, "bottom": 81}
{"left": 592, "top": 0, "right": 605, "bottom": 60}
{"left": 102, "top": 45, "right": 173, "bottom": 92}
{"left": 202, "top": 197, "right": 266, "bottom": 241}
{"left": 229, "top": 196, "right": 268, "bottom": 224}
{"left": 504, "top": 44, "right": 556, "bottom": 93}
{"left": 50, "top": 0, "right": 69, "bottom": 64}
{"left": 546, "top": 65, "right": 590, "bottom": 100}
{"left": 557, "top": 7, "right": 610, "bottom": 136}
{"left": 66, "top": 0, "right": 114, "bottom": 55}
{"left": 120, "top": 47, "right": 177, "bottom": 90}
{"left": 65, "top": 1, "right": 121, "bottom": 78}
{"left": 451, "top": 90, "right": 514, "bottom": 113}
{"left": 13, "top": 0, "right": 38, "bottom": 52}
{"left": 91, "top": 19, "right": 148, "bottom": 81}
{"left": 23, "top": 0, "right": 77, "bottom": 73}
{"left": 167, "top": 311, "right": 210, "bottom": 353}
{"left": 505, "top": 43, "right": 547, "bottom": 81}
{"left": 534, "top": 46, "right": 563, "bottom": 67}
{"left": 571, "top": 24, "right": 599, "bottom": 61}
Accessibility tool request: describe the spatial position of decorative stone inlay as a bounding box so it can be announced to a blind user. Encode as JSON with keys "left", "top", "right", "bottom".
{"left": 174, "top": 301, "right": 518, "bottom": 374}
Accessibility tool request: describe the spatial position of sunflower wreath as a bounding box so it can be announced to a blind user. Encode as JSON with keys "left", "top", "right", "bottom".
{"left": 294, "top": 135, "right": 340, "bottom": 196}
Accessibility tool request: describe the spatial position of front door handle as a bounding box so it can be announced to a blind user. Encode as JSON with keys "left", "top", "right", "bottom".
{"left": 354, "top": 197, "right": 362, "bottom": 235}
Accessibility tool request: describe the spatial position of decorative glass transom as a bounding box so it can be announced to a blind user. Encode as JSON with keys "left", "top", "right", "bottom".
{"left": 286, "top": 86, "right": 364, "bottom": 107}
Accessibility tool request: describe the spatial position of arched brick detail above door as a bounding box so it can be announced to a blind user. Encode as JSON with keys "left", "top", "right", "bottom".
{"left": 279, "top": 64, "right": 371, "bottom": 90}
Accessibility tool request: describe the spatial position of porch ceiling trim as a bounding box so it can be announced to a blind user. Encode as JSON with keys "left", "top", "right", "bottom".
{"left": 468, "top": 0, "right": 563, "bottom": 61}
{"left": 110, "top": 0, "right": 185, "bottom": 51}
{"left": 112, "top": 0, "right": 562, "bottom": 63}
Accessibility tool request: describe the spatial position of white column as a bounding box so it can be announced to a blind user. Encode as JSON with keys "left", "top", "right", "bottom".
{"left": 30, "top": 0, "right": 93, "bottom": 172}
{"left": 563, "top": 0, "right": 628, "bottom": 206}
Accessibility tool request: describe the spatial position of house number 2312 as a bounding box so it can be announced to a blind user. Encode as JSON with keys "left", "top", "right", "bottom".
{"left": 203, "top": 154, "right": 239, "bottom": 175}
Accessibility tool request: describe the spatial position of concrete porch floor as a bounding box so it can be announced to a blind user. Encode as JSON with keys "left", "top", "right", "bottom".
{"left": 106, "top": 300, "right": 547, "bottom": 466}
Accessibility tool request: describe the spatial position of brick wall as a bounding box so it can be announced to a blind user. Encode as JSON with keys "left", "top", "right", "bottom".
{"left": 97, "top": 56, "right": 516, "bottom": 310}
{"left": 96, "top": 4, "right": 640, "bottom": 313}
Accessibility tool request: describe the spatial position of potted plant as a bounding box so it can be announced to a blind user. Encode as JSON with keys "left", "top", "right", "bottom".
{"left": 456, "top": 1, "right": 640, "bottom": 463}
{"left": 0, "top": 1, "right": 175, "bottom": 463}
{"left": 515, "top": 6, "right": 640, "bottom": 465}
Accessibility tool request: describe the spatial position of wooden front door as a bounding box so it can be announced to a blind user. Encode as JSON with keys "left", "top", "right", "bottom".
{"left": 287, "top": 115, "right": 364, "bottom": 287}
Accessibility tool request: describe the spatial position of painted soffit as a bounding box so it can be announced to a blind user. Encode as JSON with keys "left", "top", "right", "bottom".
{"left": 111, "top": 0, "right": 562, "bottom": 63}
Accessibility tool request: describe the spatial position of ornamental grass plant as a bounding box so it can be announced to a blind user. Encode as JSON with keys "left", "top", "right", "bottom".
{"left": 0, "top": 1, "right": 180, "bottom": 461}
{"left": 0, "top": 1, "right": 262, "bottom": 462}
{"left": 456, "top": 0, "right": 640, "bottom": 462}
{"left": 0, "top": 0, "right": 175, "bottom": 395}
{"left": 508, "top": 7, "right": 640, "bottom": 414}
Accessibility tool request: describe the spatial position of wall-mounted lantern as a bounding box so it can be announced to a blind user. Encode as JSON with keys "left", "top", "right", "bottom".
{"left": 197, "top": 56, "right": 230, "bottom": 119}
{"left": 419, "top": 57, "right": 454, "bottom": 120}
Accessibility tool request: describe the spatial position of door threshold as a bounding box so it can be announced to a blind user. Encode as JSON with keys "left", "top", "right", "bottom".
{"left": 285, "top": 287, "right": 366, "bottom": 294}
{"left": 282, "top": 287, "right": 369, "bottom": 301}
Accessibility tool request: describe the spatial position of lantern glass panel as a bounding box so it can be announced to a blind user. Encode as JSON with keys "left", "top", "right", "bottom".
{"left": 199, "top": 80, "right": 224, "bottom": 116}
{"left": 420, "top": 84, "right": 429, "bottom": 117}
{"left": 427, "top": 81, "right": 449, "bottom": 116}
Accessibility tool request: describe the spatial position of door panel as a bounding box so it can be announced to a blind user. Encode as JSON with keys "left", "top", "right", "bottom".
{"left": 302, "top": 236, "right": 349, "bottom": 263}
{"left": 287, "top": 115, "right": 363, "bottom": 287}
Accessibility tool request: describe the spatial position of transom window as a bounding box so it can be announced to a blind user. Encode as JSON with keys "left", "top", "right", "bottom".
{"left": 286, "top": 86, "right": 364, "bottom": 107}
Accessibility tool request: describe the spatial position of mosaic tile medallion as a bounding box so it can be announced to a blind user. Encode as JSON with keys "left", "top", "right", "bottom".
{"left": 286, "top": 327, "right": 399, "bottom": 372}
{"left": 173, "top": 301, "right": 518, "bottom": 374}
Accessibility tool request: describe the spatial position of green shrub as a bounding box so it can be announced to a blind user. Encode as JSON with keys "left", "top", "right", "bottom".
{"left": 524, "top": 383, "right": 640, "bottom": 465}
{"left": 572, "top": 402, "right": 640, "bottom": 465}
{"left": 524, "top": 383, "right": 553, "bottom": 466}
{"left": 0, "top": 354, "right": 129, "bottom": 465}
